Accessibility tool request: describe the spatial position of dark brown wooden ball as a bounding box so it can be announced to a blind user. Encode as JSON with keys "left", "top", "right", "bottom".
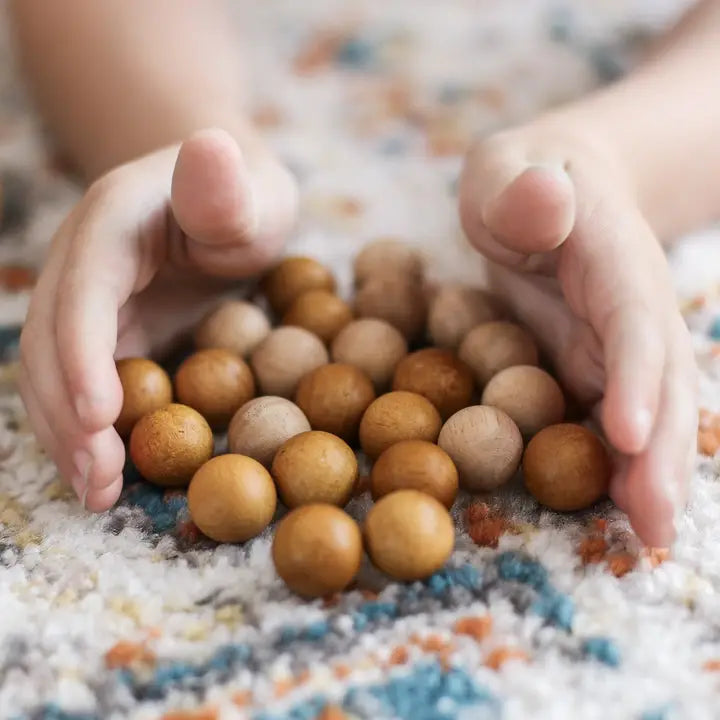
{"left": 294, "top": 363, "right": 376, "bottom": 441}
{"left": 187, "top": 454, "right": 277, "bottom": 543}
{"left": 174, "top": 349, "right": 255, "bottom": 429}
{"left": 272, "top": 504, "right": 363, "bottom": 598}
{"left": 359, "top": 391, "right": 442, "bottom": 459}
{"left": 115, "top": 358, "right": 173, "bottom": 438}
{"left": 354, "top": 277, "right": 427, "bottom": 342}
{"left": 282, "top": 289, "right": 353, "bottom": 343}
{"left": 262, "top": 256, "right": 335, "bottom": 314}
{"left": 523, "top": 423, "right": 610, "bottom": 511}
{"left": 129, "top": 404, "right": 214, "bottom": 487}
{"left": 370, "top": 440, "right": 458, "bottom": 508}
{"left": 392, "top": 348, "right": 474, "bottom": 420}
{"left": 364, "top": 489, "right": 454, "bottom": 580}
{"left": 271, "top": 430, "right": 358, "bottom": 508}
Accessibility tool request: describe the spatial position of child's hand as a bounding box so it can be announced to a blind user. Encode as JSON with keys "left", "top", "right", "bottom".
{"left": 18, "top": 129, "right": 297, "bottom": 511}
{"left": 459, "top": 120, "right": 698, "bottom": 548}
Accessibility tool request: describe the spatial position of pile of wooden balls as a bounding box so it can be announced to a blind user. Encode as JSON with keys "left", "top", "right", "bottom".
{"left": 117, "top": 240, "right": 611, "bottom": 599}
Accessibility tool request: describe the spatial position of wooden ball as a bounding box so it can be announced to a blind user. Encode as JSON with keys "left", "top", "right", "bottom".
{"left": 354, "top": 277, "right": 427, "bottom": 342}
{"left": 272, "top": 504, "right": 362, "bottom": 598}
{"left": 194, "top": 300, "right": 271, "bottom": 357}
{"left": 523, "top": 424, "right": 610, "bottom": 511}
{"left": 228, "top": 396, "right": 310, "bottom": 467}
{"left": 115, "top": 358, "right": 173, "bottom": 437}
{"left": 175, "top": 349, "right": 255, "bottom": 429}
{"left": 187, "top": 454, "right": 277, "bottom": 543}
{"left": 392, "top": 348, "right": 474, "bottom": 420}
{"left": 331, "top": 318, "right": 408, "bottom": 391}
{"left": 458, "top": 322, "right": 539, "bottom": 387}
{"left": 359, "top": 391, "right": 442, "bottom": 459}
{"left": 481, "top": 365, "right": 565, "bottom": 438}
{"left": 129, "top": 404, "right": 213, "bottom": 487}
{"left": 282, "top": 289, "right": 353, "bottom": 343}
{"left": 272, "top": 430, "right": 358, "bottom": 508}
{"left": 428, "top": 285, "right": 501, "bottom": 350}
{"left": 364, "top": 490, "right": 454, "bottom": 580}
{"left": 370, "top": 440, "right": 458, "bottom": 508}
{"left": 262, "top": 256, "right": 335, "bottom": 314}
{"left": 250, "top": 327, "right": 329, "bottom": 398}
{"left": 438, "top": 405, "right": 522, "bottom": 491}
{"left": 353, "top": 239, "right": 424, "bottom": 287}
{"left": 294, "top": 363, "right": 376, "bottom": 441}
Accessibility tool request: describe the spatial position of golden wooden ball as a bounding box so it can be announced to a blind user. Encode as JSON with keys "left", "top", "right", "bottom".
{"left": 438, "top": 405, "right": 522, "bottom": 491}
{"left": 250, "top": 326, "right": 329, "bottom": 398}
{"left": 523, "top": 423, "right": 610, "bottom": 511}
{"left": 262, "top": 256, "right": 335, "bottom": 314}
{"left": 174, "top": 349, "right": 255, "bottom": 429}
{"left": 272, "top": 504, "right": 363, "bottom": 598}
{"left": 194, "top": 300, "right": 271, "bottom": 357}
{"left": 271, "top": 430, "right": 358, "bottom": 508}
{"left": 392, "top": 348, "right": 474, "bottom": 420}
{"left": 115, "top": 358, "right": 173, "bottom": 438}
{"left": 282, "top": 289, "right": 353, "bottom": 343}
{"left": 370, "top": 440, "right": 458, "bottom": 509}
{"left": 353, "top": 239, "right": 424, "bottom": 287}
{"left": 129, "top": 403, "right": 213, "bottom": 487}
{"left": 187, "top": 454, "right": 277, "bottom": 543}
{"left": 294, "top": 363, "right": 376, "bottom": 441}
{"left": 364, "top": 489, "right": 454, "bottom": 581}
{"left": 331, "top": 318, "right": 408, "bottom": 392}
{"left": 481, "top": 365, "right": 565, "bottom": 438}
{"left": 359, "top": 391, "right": 442, "bottom": 459}
{"left": 228, "top": 396, "right": 311, "bottom": 468}
{"left": 354, "top": 277, "right": 427, "bottom": 342}
{"left": 458, "top": 321, "right": 539, "bottom": 388}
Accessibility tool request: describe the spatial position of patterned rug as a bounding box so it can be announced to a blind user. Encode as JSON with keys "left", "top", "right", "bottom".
{"left": 2, "top": 1, "right": 720, "bottom": 718}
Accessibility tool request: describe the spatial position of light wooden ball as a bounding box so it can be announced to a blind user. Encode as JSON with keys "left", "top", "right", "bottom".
{"left": 370, "top": 440, "right": 458, "bottom": 508}
{"left": 228, "top": 396, "right": 311, "bottom": 468}
{"left": 174, "top": 349, "right": 255, "bottom": 429}
{"left": 250, "top": 326, "right": 329, "bottom": 398}
{"left": 359, "top": 391, "right": 442, "bottom": 459}
{"left": 428, "top": 285, "right": 501, "bottom": 350}
{"left": 129, "top": 403, "right": 213, "bottom": 487}
{"left": 523, "top": 423, "right": 610, "bottom": 511}
{"left": 194, "top": 300, "right": 271, "bottom": 357}
{"left": 458, "top": 321, "right": 539, "bottom": 388}
{"left": 481, "top": 365, "right": 565, "bottom": 438}
{"left": 438, "top": 405, "right": 522, "bottom": 491}
{"left": 364, "top": 490, "right": 454, "bottom": 580}
{"left": 331, "top": 318, "right": 408, "bottom": 391}
{"left": 353, "top": 239, "right": 424, "bottom": 287}
{"left": 282, "top": 289, "right": 353, "bottom": 343}
{"left": 115, "top": 358, "right": 173, "bottom": 437}
{"left": 271, "top": 430, "right": 358, "bottom": 508}
{"left": 262, "top": 256, "right": 335, "bottom": 314}
{"left": 294, "top": 363, "right": 376, "bottom": 441}
{"left": 187, "top": 454, "right": 277, "bottom": 543}
{"left": 392, "top": 348, "right": 474, "bottom": 420}
{"left": 272, "top": 504, "right": 363, "bottom": 598}
{"left": 354, "top": 277, "right": 427, "bottom": 342}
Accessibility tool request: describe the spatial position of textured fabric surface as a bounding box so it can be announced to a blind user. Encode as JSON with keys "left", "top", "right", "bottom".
{"left": 2, "top": 2, "right": 720, "bottom": 719}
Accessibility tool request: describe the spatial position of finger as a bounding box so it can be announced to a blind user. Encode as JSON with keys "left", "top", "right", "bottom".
{"left": 170, "top": 128, "right": 297, "bottom": 276}
{"left": 84, "top": 476, "right": 124, "bottom": 513}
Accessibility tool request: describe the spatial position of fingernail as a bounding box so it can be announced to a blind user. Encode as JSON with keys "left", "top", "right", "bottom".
{"left": 71, "top": 449, "right": 93, "bottom": 506}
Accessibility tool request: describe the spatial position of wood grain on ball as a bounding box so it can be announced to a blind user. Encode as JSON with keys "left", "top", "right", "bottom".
{"left": 115, "top": 358, "right": 173, "bottom": 437}
{"left": 359, "top": 391, "right": 442, "bottom": 459}
{"left": 228, "top": 396, "right": 310, "bottom": 467}
{"left": 271, "top": 430, "right": 358, "bottom": 508}
{"left": 194, "top": 300, "right": 271, "bottom": 357}
{"left": 428, "top": 285, "right": 501, "bottom": 350}
{"left": 282, "top": 289, "right": 353, "bottom": 343}
{"left": 364, "top": 490, "right": 454, "bottom": 580}
{"left": 523, "top": 423, "right": 610, "bottom": 511}
{"left": 294, "top": 363, "right": 375, "bottom": 441}
{"left": 250, "top": 326, "right": 329, "bottom": 398}
{"left": 438, "top": 405, "right": 522, "bottom": 491}
{"left": 263, "top": 256, "right": 335, "bottom": 314}
{"left": 272, "top": 504, "right": 362, "bottom": 598}
{"left": 187, "top": 454, "right": 277, "bottom": 543}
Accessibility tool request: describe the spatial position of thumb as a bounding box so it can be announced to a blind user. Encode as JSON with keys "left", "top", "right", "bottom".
{"left": 170, "top": 128, "right": 298, "bottom": 277}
